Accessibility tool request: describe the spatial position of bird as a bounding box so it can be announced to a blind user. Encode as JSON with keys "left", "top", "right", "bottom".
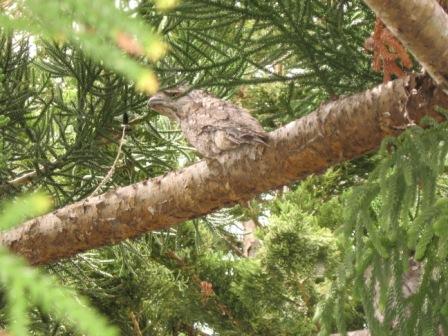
{"left": 147, "top": 86, "right": 269, "bottom": 158}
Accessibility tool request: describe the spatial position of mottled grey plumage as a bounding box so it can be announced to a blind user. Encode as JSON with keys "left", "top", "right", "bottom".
{"left": 148, "top": 87, "right": 268, "bottom": 158}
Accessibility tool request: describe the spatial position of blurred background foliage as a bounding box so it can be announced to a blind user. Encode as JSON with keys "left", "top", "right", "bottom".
{"left": 0, "top": 194, "right": 119, "bottom": 336}
{"left": 0, "top": 0, "right": 435, "bottom": 335}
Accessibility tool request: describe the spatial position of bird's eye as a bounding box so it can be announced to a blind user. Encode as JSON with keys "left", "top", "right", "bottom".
{"left": 164, "top": 89, "right": 183, "bottom": 98}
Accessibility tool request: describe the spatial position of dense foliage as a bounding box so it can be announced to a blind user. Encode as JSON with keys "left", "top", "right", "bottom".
{"left": 319, "top": 119, "right": 448, "bottom": 335}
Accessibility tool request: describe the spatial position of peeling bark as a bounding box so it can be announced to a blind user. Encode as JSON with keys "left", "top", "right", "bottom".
{"left": 1, "top": 75, "right": 447, "bottom": 265}
{"left": 363, "top": 0, "right": 448, "bottom": 92}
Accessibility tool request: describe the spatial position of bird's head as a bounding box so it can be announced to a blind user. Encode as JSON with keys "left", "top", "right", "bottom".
{"left": 147, "top": 86, "right": 194, "bottom": 120}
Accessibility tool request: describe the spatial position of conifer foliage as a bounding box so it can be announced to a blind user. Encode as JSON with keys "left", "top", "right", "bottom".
{"left": 318, "top": 117, "right": 448, "bottom": 335}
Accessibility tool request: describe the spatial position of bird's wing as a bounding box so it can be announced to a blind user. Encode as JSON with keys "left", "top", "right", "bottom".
{"left": 179, "top": 93, "right": 268, "bottom": 157}
{"left": 184, "top": 96, "right": 266, "bottom": 134}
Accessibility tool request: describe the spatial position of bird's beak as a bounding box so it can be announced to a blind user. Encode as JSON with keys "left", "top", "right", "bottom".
{"left": 147, "top": 95, "right": 166, "bottom": 109}
{"left": 148, "top": 94, "right": 178, "bottom": 120}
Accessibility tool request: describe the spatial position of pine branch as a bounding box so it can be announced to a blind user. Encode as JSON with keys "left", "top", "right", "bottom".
{"left": 128, "top": 311, "right": 143, "bottom": 336}
{"left": 363, "top": 0, "right": 448, "bottom": 92}
{"left": 332, "top": 331, "right": 370, "bottom": 336}
{"left": 164, "top": 250, "right": 244, "bottom": 330}
{"left": 0, "top": 74, "right": 446, "bottom": 265}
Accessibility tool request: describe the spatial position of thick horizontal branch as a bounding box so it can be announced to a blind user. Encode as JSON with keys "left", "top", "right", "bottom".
{"left": 1, "top": 75, "right": 447, "bottom": 265}
{"left": 363, "top": 0, "right": 448, "bottom": 92}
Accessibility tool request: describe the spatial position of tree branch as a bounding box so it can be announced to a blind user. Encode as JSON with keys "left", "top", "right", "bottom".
{"left": 363, "top": 0, "right": 448, "bottom": 92}
{"left": 1, "top": 75, "right": 447, "bottom": 265}
{"left": 332, "top": 330, "right": 370, "bottom": 336}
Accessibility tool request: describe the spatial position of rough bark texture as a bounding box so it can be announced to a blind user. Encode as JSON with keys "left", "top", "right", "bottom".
{"left": 1, "top": 75, "right": 447, "bottom": 265}
{"left": 363, "top": 0, "right": 448, "bottom": 92}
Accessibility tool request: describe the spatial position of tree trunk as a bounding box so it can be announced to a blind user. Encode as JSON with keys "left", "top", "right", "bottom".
{"left": 242, "top": 219, "right": 260, "bottom": 257}
{"left": 363, "top": 0, "right": 448, "bottom": 92}
{"left": 0, "top": 75, "right": 447, "bottom": 265}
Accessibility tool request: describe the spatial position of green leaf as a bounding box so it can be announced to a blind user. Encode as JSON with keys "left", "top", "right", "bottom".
{"left": 0, "top": 194, "right": 51, "bottom": 231}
